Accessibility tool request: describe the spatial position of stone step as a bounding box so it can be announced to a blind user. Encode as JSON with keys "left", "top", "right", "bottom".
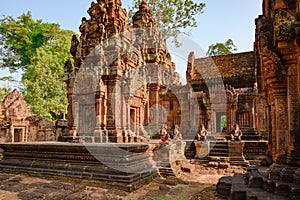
{"left": 218, "top": 166, "right": 300, "bottom": 199}
{"left": 247, "top": 189, "right": 290, "bottom": 200}
{"left": 217, "top": 173, "right": 291, "bottom": 200}
{"left": 184, "top": 141, "right": 196, "bottom": 159}
{"left": 207, "top": 136, "right": 227, "bottom": 141}
{"left": 241, "top": 135, "right": 262, "bottom": 141}
{"left": 209, "top": 141, "right": 229, "bottom": 157}
{"left": 210, "top": 141, "right": 229, "bottom": 145}
{"left": 210, "top": 145, "right": 229, "bottom": 149}
{"left": 245, "top": 167, "right": 300, "bottom": 200}
{"left": 209, "top": 152, "right": 229, "bottom": 157}
{"left": 209, "top": 149, "right": 229, "bottom": 153}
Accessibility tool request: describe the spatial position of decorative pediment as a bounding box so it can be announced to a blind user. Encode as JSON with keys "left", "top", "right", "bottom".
{"left": 3, "top": 89, "right": 30, "bottom": 117}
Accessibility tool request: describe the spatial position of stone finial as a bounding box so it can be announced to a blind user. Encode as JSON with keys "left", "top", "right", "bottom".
{"left": 132, "top": 0, "right": 155, "bottom": 28}
{"left": 139, "top": 0, "right": 149, "bottom": 11}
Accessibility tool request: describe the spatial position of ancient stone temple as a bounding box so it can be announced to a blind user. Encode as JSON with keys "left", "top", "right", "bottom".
{"left": 0, "top": 89, "right": 30, "bottom": 142}
{"left": 255, "top": 0, "right": 300, "bottom": 165}
{"left": 186, "top": 51, "right": 264, "bottom": 138}
{"left": 0, "top": 89, "right": 54, "bottom": 142}
{"left": 63, "top": 0, "right": 184, "bottom": 143}
{"left": 217, "top": 0, "right": 300, "bottom": 199}
{"left": 63, "top": 0, "right": 265, "bottom": 144}
{"left": 255, "top": 0, "right": 300, "bottom": 185}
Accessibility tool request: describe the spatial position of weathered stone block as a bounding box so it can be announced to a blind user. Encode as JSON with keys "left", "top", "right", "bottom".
{"left": 194, "top": 140, "right": 209, "bottom": 158}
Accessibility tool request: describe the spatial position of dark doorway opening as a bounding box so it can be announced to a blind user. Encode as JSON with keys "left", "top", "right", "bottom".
{"left": 14, "top": 129, "right": 22, "bottom": 142}
{"left": 216, "top": 112, "right": 226, "bottom": 133}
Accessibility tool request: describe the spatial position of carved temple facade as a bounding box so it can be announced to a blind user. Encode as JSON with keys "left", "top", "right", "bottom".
{"left": 63, "top": 0, "right": 265, "bottom": 143}
{"left": 186, "top": 51, "right": 267, "bottom": 137}
{"left": 0, "top": 89, "right": 54, "bottom": 142}
{"left": 255, "top": 0, "right": 300, "bottom": 178}
{"left": 63, "top": 0, "right": 183, "bottom": 142}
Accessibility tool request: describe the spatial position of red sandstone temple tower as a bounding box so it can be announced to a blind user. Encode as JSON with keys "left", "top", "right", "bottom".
{"left": 63, "top": 0, "right": 181, "bottom": 142}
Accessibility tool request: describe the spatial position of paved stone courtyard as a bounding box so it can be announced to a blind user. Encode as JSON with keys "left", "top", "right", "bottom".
{"left": 0, "top": 164, "right": 245, "bottom": 200}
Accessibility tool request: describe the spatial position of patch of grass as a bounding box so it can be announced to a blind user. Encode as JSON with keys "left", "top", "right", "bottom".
{"left": 151, "top": 195, "right": 186, "bottom": 200}
{"left": 177, "top": 185, "right": 185, "bottom": 190}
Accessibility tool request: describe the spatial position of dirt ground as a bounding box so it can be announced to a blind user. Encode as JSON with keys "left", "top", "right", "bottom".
{"left": 0, "top": 164, "right": 246, "bottom": 200}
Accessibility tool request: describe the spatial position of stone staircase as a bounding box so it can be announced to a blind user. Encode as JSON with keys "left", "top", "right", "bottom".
{"left": 216, "top": 166, "right": 300, "bottom": 200}
{"left": 185, "top": 140, "right": 230, "bottom": 159}
{"left": 224, "top": 127, "right": 264, "bottom": 141}
{"left": 184, "top": 140, "right": 196, "bottom": 159}
{"left": 209, "top": 141, "right": 229, "bottom": 157}
{"left": 240, "top": 127, "right": 262, "bottom": 141}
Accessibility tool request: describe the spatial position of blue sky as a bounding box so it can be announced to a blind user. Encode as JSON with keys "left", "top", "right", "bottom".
{"left": 0, "top": 0, "right": 262, "bottom": 82}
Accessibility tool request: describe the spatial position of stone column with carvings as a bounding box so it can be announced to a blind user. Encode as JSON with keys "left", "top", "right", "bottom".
{"left": 148, "top": 83, "right": 161, "bottom": 134}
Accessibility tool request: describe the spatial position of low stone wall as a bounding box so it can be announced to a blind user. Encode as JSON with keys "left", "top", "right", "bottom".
{"left": 0, "top": 142, "right": 157, "bottom": 192}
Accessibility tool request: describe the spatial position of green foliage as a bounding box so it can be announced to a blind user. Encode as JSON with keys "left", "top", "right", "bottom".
{"left": 0, "top": 76, "right": 16, "bottom": 101}
{"left": 206, "top": 39, "right": 237, "bottom": 56}
{"left": 0, "top": 12, "right": 75, "bottom": 120}
{"left": 0, "top": 87, "right": 10, "bottom": 101}
{"left": 221, "top": 115, "right": 227, "bottom": 129}
{"left": 177, "top": 185, "right": 185, "bottom": 190}
{"left": 128, "top": 0, "right": 205, "bottom": 46}
{"left": 0, "top": 76, "right": 15, "bottom": 82}
{"left": 0, "top": 12, "right": 63, "bottom": 72}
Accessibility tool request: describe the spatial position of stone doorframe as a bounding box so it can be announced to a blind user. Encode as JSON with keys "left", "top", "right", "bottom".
{"left": 10, "top": 127, "right": 26, "bottom": 143}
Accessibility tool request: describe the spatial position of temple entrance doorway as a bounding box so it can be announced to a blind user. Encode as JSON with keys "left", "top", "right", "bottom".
{"left": 216, "top": 112, "right": 226, "bottom": 133}
{"left": 130, "top": 108, "right": 136, "bottom": 134}
{"left": 13, "top": 128, "right": 22, "bottom": 142}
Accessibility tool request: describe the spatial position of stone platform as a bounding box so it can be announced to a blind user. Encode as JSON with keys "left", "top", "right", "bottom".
{"left": 0, "top": 142, "right": 157, "bottom": 192}
{"left": 186, "top": 140, "right": 268, "bottom": 166}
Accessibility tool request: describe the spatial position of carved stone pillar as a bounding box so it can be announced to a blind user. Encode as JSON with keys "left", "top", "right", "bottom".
{"left": 10, "top": 125, "right": 14, "bottom": 143}
{"left": 94, "top": 91, "right": 106, "bottom": 143}
{"left": 105, "top": 78, "right": 121, "bottom": 143}
{"left": 120, "top": 82, "right": 132, "bottom": 143}
{"left": 287, "top": 64, "right": 299, "bottom": 153}
{"left": 266, "top": 85, "right": 287, "bottom": 161}
{"left": 148, "top": 84, "right": 161, "bottom": 133}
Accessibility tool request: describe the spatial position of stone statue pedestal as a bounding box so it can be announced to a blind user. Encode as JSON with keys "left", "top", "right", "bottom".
{"left": 194, "top": 140, "right": 209, "bottom": 159}
{"left": 152, "top": 141, "right": 186, "bottom": 177}
{"left": 228, "top": 141, "right": 249, "bottom": 166}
